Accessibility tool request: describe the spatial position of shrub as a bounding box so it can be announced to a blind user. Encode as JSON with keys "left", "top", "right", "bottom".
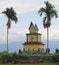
{"left": 53, "top": 53, "right": 59, "bottom": 62}
{"left": 20, "top": 54, "right": 30, "bottom": 60}
{"left": 0, "top": 51, "right": 9, "bottom": 63}
{"left": 55, "top": 49, "right": 59, "bottom": 53}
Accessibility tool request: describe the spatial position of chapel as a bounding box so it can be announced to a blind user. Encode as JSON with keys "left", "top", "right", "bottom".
{"left": 23, "top": 22, "right": 45, "bottom": 54}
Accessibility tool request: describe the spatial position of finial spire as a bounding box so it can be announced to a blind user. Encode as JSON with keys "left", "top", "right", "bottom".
{"left": 29, "top": 22, "right": 39, "bottom": 33}
{"left": 35, "top": 24, "right": 38, "bottom": 31}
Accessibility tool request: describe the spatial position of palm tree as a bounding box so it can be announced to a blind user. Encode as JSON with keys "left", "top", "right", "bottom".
{"left": 2, "top": 7, "right": 18, "bottom": 52}
{"left": 38, "top": 1, "right": 58, "bottom": 54}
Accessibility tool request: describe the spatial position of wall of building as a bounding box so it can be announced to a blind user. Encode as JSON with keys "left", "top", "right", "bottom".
{"left": 27, "top": 34, "right": 41, "bottom": 42}
{"left": 24, "top": 44, "right": 44, "bottom": 51}
{"left": 30, "top": 28, "right": 37, "bottom": 33}
{"left": 38, "top": 35, "right": 41, "bottom": 42}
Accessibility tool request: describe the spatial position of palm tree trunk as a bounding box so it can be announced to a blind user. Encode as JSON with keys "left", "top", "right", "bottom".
{"left": 7, "top": 26, "right": 9, "bottom": 52}
{"left": 47, "top": 27, "right": 49, "bottom": 54}
{"left": 6, "top": 18, "right": 11, "bottom": 52}
{"left": 7, "top": 18, "right": 10, "bottom": 52}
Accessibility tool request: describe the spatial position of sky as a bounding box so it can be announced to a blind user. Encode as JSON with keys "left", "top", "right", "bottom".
{"left": 0, "top": 0, "right": 59, "bottom": 53}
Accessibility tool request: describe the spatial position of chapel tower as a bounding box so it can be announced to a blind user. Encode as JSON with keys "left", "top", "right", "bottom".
{"left": 23, "top": 22, "right": 45, "bottom": 54}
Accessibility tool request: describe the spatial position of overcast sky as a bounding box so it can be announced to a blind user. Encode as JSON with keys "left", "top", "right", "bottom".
{"left": 0, "top": 0, "right": 59, "bottom": 52}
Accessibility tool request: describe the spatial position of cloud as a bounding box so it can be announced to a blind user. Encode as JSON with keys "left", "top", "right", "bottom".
{"left": 0, "top": 0, "right": 59, "bottom": 44}
{"left": 49, "top": 29, "right": 59, "bottom": 40}
{"left": 0, "top": 0, "right": 59, "bottom": 15}
{"left": 0, "top": 0, "right": 45, "bottom": 15}
{"left": 0, "top": 34, "right": 6, "bottom": 43}
{"left": 49, "top": 0, "right": 59, "bottom": 6}
{"left": 0, "top": 25, "right": 59, "bottom": 44}
{"left": 41, "top": 28, "right": 59, "bottom": 40}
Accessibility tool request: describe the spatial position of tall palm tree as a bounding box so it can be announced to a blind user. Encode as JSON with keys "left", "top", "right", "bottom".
{"left": 38, "top": 1, "right": 58, "bottom": 54}
{"left": 2, "top": 7, "right": 18, "bottom": 52}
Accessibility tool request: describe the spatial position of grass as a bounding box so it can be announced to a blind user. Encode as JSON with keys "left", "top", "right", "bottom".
{"left": 0, "top": 63, "right": 56, "bottom": 65}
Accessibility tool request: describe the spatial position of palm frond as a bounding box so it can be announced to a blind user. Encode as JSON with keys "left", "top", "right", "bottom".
{"left": 44, "top": 1, "right": 54, "bottom": 9}
{"left": 2, "top": 7, "right": 18, "bottom": 22}
{"left": 43, "top": 17, "right": 47, "bottom": 28}
{"left": 38, "top": 8, "right": 46, "bottom": 16}
{"left": 43, "top": 22, "right": 46, "bottom": 28}
{"left": 2, "top": 11, "right": 6, "bottom": 14}
{"left": 38, "top": 1, "right": 58, "bottom": 29}
{"left": 10, "top": 7, "right": 16, "bottom": 16}
{"left": 43, "top": 17, "right": 47, "bottom": 23}
{"left": 50, "top": 9, "right": 58, "bottom": 18}
{"left": 11, "top": 15, "right": 18, "bottom": 23}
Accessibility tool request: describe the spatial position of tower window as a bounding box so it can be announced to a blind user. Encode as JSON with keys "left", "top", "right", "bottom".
{"left": 31, "top": 37, "right": 34, "bottom": 42}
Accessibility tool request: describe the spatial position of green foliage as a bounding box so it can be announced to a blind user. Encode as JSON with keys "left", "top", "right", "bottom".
{"left": 38, "top": 1, "right": 58, "bottom": 28}
{"left": 53, "top": 53, "right": 59, "bottom": 62}
{"left": 2, "top": 7, "right": 18, "bottom": 22}
{"left": 0, "top": 51, "right": 30, "bottom": 63}
{"left": 0, "top": 51, "right": 8, "bottom": 59}
{"left": 0, "top": 51, "right": 9, "bottom": 63}
{"left": 55, "top": 49, "right": 59, "bottom": 53}
{"left": 19, "top": 53, "right": 30, "bottom": 60}
{"left": 0, "top": 51, "right": 58, "bottom": 63}
{"left": 0, "top": 51, "right": 17, "bottom": 63}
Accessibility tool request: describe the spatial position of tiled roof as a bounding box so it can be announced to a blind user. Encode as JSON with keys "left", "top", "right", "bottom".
{"left": 26, "top": 33, "right": 41, "bottom": 35}
{"left": 35, "top": 24, "right": 38, "bottom": 30}
{"left": 23, "top": 42, "right": 45, "bottom": 45}
{"left": 29, "top": 21, "right": 34, "bottom": 30}
{"left": 29, "top": 22, "right": 39, "bottom": 31}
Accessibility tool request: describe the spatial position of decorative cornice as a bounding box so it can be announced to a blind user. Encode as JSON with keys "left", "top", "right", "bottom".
{"left": 23, "top": 42, "right": 45, "bottom": 45}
